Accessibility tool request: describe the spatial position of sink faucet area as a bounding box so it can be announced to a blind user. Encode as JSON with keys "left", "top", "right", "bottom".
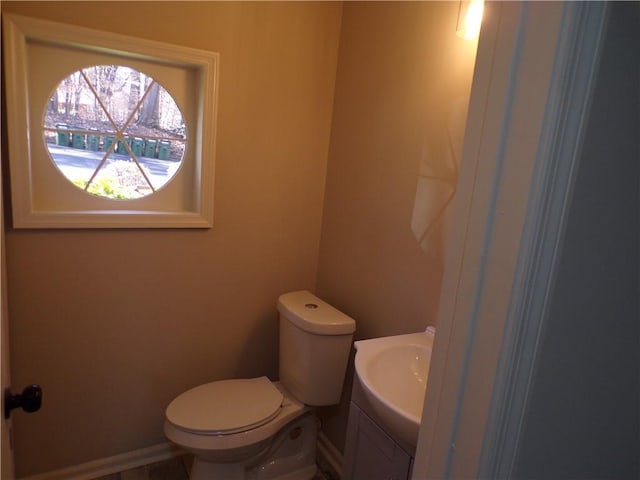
{"left": 353, "top": 328, "right": 435, "bottom": 447}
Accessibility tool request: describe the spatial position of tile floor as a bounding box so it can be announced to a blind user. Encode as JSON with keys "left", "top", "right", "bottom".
{"left": 93, "top": 455, "right": 336, "bottom": 480}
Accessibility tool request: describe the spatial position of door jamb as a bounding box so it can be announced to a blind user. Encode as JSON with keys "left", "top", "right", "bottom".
{"left": 412, "top": 2, "right": 609, "bottom": 478}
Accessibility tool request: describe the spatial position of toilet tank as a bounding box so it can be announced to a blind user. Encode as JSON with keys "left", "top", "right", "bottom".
{"left": 277, "top": 291, "right": 356, "bottom": 406}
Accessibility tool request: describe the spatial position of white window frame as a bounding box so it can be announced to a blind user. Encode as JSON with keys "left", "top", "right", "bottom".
{"left": 2, "top": 14, "right": 218, "bottom": 228}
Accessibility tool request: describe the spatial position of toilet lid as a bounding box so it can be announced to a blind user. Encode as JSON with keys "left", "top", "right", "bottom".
{"left": 166, "top": 377, "right": 283, "bottom": 434}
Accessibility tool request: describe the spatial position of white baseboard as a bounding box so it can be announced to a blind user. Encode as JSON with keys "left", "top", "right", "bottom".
{"left": 20, "top": 442, "right": 184, "bottom": 480}
{"left": 21, "top": 435, "right": 338, "bottom": 480}
{"left": 316, "top": 432, "right": 343, "bottom": 480}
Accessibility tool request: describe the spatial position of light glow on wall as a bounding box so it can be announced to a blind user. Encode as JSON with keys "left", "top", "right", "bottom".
{"left": 456, "top": 0, "right": 484, "bottom": 40}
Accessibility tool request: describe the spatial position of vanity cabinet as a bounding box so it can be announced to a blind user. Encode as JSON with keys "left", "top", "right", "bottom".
{"left": 342, "top": 379, "right": 415, "bottom": 480}
{"left": 342, "top": 402, "right": 413, "bottom": 480}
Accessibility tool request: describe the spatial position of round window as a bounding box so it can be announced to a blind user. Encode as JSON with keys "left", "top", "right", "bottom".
{"left": 43, "top": 65, "right": 186, "bottom": 199}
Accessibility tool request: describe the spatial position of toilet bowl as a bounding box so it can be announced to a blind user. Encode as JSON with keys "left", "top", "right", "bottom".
{"left": 165, "top": 380, "right": 314, "bottom": 479}
{"left": 164, "top": 291, "right": 356, "bottom": 480}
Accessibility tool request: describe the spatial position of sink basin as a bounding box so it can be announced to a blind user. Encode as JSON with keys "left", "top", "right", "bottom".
{"left": 354, "top": 329, "right": 435, "bottom": 447}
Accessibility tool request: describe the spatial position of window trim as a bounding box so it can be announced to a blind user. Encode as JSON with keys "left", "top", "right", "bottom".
{"left": 2, "top": 13, "right": 219, "bottom": 228}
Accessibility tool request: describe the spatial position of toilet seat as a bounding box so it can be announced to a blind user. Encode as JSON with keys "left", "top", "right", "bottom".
{"left": 166, "top": 377, "right": 283, "bottom": 435}
{"left": 164, "top": 381, "right": 308, "bottom": 453}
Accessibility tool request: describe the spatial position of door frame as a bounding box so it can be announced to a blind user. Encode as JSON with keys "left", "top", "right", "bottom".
{"left": 413, "top": 2, "right": 608, "bottom": 478}
{"left": 1, "top": 152, "right": 16, "bottom": 478}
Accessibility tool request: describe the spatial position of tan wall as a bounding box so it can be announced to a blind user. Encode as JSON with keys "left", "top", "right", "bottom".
{"left": 3, "top": 1, "right": 478, "bottom": 474}
{"left": 315, "top": 2, "right": 478, "bottom": 451}
{"left": 1, "top": 2, "right": 342, "bottom": 476}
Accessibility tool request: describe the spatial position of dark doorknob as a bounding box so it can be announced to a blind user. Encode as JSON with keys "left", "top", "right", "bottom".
{"left": 4, "top": 384, "right": 42, "bottom": 419}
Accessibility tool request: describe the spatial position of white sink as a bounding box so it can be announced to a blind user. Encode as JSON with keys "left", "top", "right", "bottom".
{"left": 354, "top": 329, "right": 435, "bottom": 447}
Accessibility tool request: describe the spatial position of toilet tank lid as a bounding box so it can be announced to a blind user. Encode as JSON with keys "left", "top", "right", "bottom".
{"left": 277, "top": 290, "right": 356, "bottom": 335}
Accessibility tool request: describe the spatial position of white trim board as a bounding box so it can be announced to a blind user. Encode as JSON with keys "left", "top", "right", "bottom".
{"left": 2, "top": 13, "right": 218, "bottom": 229}
{"left": 412, "top": 2, "right": 609, "bottom": 479}
{"left": 20, "top": 443, "right": 184, "bottom": 480}
{"left": 477, "top": 3, "right": 608, "bottom": 478}
{"left": 20, "top": 435, "right": 341, "bottom": 480}
{"left": 317, "top": 431, "right": 343, "bottom": 480}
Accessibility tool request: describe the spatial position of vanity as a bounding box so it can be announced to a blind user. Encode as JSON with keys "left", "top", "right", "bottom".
{"left": 342, "top": 330, "right": 435, "bottom": 480}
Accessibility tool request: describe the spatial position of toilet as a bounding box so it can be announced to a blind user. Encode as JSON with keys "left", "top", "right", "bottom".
{"left": 164, "top": 290, "right": 356, "bottom": 480}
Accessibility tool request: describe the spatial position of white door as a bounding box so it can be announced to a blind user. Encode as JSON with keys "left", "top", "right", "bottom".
{"left": 1, "top": 166, "right": 15, "bottom": 478}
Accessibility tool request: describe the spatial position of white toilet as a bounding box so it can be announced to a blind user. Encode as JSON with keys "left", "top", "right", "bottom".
{"left": 164, "top": 290, "right": 356, "bottom": 480}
